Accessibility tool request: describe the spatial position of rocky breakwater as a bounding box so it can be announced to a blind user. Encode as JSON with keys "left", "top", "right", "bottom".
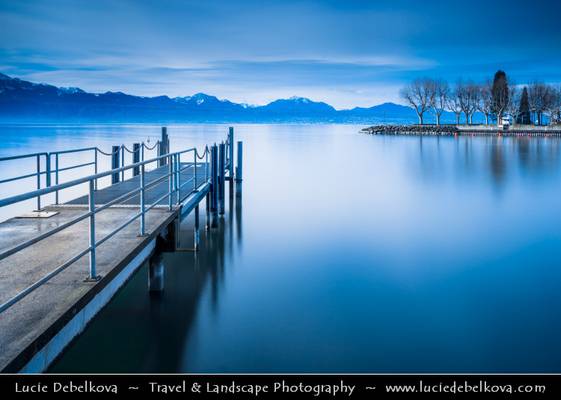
{"left": 361, "top": 125, "right": 458, "bottom": 136}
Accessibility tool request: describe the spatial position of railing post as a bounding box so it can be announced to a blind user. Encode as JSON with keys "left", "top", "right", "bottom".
{"left": 36, "top": 154, "right": 41, "bottom": 211}
{"left": 140, "top": 163, "right": 145, "bottom": 236}
{"left": 175, "top": 153, "right": 180, "bottom": 204}
{"left": 228, "top": 126, "right": 234, "bottom": 173}
{"left": 111, "top": 146, "right": 120, "bottom": 184}
{"left": 86, "top": 179, "right": 100, "bottom": 281}
{"left": 168, "top": 154, "right": 173, "bottom": 211}
{"left": 121, "top": 145, "right": 125, "bottom": 182}
{"left": 55, "top": 153, "right": 60, "bottom": 204}
{"left": 94, "top": 148, "right": 98, "bottom": 190}
{"left": 194, "top": 150, "right": 198, "bottom": 190}
{"left": 133, "top": 143, "right": 140, "bottom": 176}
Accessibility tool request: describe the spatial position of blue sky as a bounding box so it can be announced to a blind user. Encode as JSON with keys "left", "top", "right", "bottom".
{"left": 1, "top": 0, "right": 560, "bottom": 109}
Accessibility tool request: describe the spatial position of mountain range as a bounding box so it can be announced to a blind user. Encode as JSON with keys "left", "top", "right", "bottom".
{"left": 0, "top": 73, "right": 454, "bottom": 123}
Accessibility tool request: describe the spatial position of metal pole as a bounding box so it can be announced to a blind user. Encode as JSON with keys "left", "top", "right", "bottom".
{"left": 175, "top": 153, "right": 180, "bottom": 204}
{"left": 168, "top": 154, "right": 173, "bottom": 211}
{"left": 194, "top": 150, "right": 198, "bottom": 190}
{"left": 94, "top": 148, "right": 98, "bottom": 190}
{"left": 140, "top": 164, "right": 145, "bottom": 236}
{"left": 87, "top": 179, "right": 98, "bottom": 281}
{"left": 46, "top": 154, "right": 51, "bottom": 188}
{"left": 111, "top": 146, "right": 120, "bottom": 184}
{"left": 205, "top": 147, "right": 209, "bottom": 182}
{"left": 36, "top": 154, "right": 41, "bottom": 211}
{"left": 55, "top": 153, "right": 59, "bottom": 204}
{"left": 194, "top": 204, "right": 200, "bottom": 251}
{"left": 219, "top": 142, "right": 225, "bottom": 215}
{"left": 121, "top": 145, "right": 125, "bottom": 182}
{"left": 228, "top": 127, "right": 234, "bottom": 173}
{"left": 133, "top": 143, "right": 140, "bottom": 176}
{"left": 235, "top": 141, "right": 243, "bottom": 182}
{"left": 159, "top": 127, "right": 168, "bottom": 167}
{"left": 211, "top": 144, "right": 218, "bottom": 212}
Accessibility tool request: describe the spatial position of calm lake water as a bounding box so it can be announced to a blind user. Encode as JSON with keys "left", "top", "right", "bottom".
{"left": 2, "top": 124, "right": 561, "bottom": 372}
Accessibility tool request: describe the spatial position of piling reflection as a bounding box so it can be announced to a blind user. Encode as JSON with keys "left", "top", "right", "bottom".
{"left": 48, "top": 181, "right": 242, "bottom": 372}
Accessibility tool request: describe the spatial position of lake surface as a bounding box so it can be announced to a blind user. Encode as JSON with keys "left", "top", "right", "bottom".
{"left": 2, "top": 124, "right": 561, "bottom": 372}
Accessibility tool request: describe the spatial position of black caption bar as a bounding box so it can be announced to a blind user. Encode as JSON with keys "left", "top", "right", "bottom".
{"left": 1, "top": 374, "right": 559, "bottom": 399}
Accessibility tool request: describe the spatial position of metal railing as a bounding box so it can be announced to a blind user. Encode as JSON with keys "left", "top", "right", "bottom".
{"left": 0, "top": 144, "right": 214, "bottom": 314}
{"left": 0, "top": 140, "right": 162, "bottom": 210}
{"left": 0, "top": 127, "right": 237, "bottom": 315}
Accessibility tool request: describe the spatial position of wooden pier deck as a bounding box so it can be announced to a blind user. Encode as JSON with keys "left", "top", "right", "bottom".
{"left": 0, "top": 160, "right": 215, "bottom": 371}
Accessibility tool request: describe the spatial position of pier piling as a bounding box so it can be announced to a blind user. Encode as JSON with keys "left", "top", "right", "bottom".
{"left": 219, "top": 142, "right": 225, "bottom": 215}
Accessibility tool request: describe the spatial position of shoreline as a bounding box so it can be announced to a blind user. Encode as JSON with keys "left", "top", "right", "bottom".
{"left": 361, "top": 124, "right": 561, "bottom": 137}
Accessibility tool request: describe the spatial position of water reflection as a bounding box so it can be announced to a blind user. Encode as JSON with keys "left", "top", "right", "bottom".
{"left": 414, "top": 136, "right": 561, "bottom": 188}
{"left": 49, "top": 183, "right": 242, "bottom": 372}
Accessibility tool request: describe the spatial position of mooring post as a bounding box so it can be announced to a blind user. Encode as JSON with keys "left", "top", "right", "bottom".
{"left": 159, "top": 127, "right": 169, "bottom": 167}
{"left": 120, "top": 145, "right": 125, "bottom": 182}
{"left": 235, "top": 141, "right": 243, "bottom": 197}
{"left": 210, "top": 144, "right": 218, "bottom": 213}
{"left": 194, "top": 204, "right": 200, "bottom": 251}
{"left": 235, "top": 141, "right": 243, "bottom": 182}
{"left": 228, "top": 127, "right": 234, "bottom": 173}
{"left": 111, "top": 145, "right": 120, "bottom": 184}
{"left": 133, "top": 143, "right": 140, "bottom": 176}
{"left": 148, "top": 252, "right": 164, "bottom": 293}
{"left": 219, "top": 142, "right": 225, "bottom": 215}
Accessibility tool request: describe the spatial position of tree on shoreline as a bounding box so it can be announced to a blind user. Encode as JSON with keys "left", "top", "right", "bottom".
{"left": 477, "top": 81, "right": 493, "bottom": 125}
{"left": 529, "top": 82, "right": 555, "bottom": 125}
{"left": 400, "top": 78, "right": 435, "bottom": 125}
{"left": 431, "top": 80, "right": 449, "bottom": 126}
{"left": 457, "top": 82, "right": 479, "bottom": 125}
{"left": 399, "top": 72, "right": 560, "bottom": 126}
{"left": 517, "top": 87, "right": 531, "bottom": 125}
{"left": 491, "top": 70, "right": 509, "bottom": 126}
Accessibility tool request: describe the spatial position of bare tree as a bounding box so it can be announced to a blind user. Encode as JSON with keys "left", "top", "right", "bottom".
{"left": 447, "top": 87, "right": 463, "bottom": 125}
{"left": 477, "top": 81, "right": 493, "bottom": 125}
{"left": 528, "top": 82, "right": 555, "bottom": 125}
{"left": 400, "top": 78, "right": 436, "bottom": 125}
{"left": 548, "top": 86, "right": 561, "bottom": 125}
{"left": 506, "top": 85, "right": 520, "bottom": 125}
{"left": 457, "top": 81, "right": 479, "bottom": 125}
{"left": 430, "top": 80, "right": 449, "bottom": 126}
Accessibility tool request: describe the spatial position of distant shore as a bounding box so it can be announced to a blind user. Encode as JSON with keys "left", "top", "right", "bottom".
{"left": 361, "top": 124, "right": 561, "bottom": 137}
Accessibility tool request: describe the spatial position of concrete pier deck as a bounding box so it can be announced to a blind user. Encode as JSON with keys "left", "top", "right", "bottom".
{"left": 0, "top": 162, "right": 209, "bottom": 372}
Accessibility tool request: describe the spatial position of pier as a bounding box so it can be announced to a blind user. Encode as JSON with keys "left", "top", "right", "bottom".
{"left": 0, "top": 127, "right": 243, "bottom": 372}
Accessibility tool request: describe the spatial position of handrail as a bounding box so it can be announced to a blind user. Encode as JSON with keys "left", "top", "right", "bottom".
{"left": 0, "top": 139, "right": 163, "bottom": 208}
{"left": 0, "top": 128, "right": 236, "bottom": 316}
{"left": 0, "top": 145, "right": 211, "bottom": 315}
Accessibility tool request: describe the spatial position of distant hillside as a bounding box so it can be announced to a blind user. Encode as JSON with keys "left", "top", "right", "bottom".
{"left": 0, "top": 73, "right": 479, "bottom": 123}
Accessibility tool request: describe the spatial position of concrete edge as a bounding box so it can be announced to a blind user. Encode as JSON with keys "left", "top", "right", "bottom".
{"left": 1, "top": 210, "right": 180, "bottom": 373}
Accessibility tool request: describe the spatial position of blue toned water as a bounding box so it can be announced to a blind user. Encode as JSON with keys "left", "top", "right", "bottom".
{"left": 2, "top": 124, "right": 561, "bottom": 372}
